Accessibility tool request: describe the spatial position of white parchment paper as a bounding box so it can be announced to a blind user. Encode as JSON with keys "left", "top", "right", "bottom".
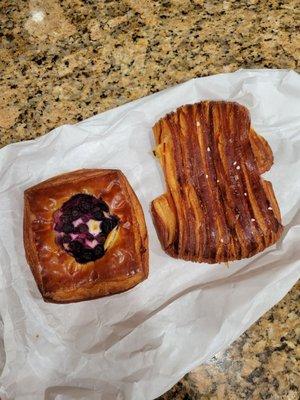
{"left": 0, "top": 69, "right": 299, "bottom": 400}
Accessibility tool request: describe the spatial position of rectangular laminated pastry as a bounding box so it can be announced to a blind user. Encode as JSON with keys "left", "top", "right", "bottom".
{"left": 24, "top": 169, "right": 148, "bottom": 303}
{"left": 151, "top": 101, "right": 283, "bottom": 263}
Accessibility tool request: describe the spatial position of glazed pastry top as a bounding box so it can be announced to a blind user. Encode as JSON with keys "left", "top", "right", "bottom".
{"left": 26, "top": 170, "right": 143, "bottom": 294}
{"left": 151, "top": 101, "right": 283, "bottom": 263}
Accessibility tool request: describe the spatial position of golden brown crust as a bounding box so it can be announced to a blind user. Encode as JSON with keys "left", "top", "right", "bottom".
{"left": 151, "top": 101, "right": 283, "bottom": 264}
{"left": 24, "top": 169, "right": 148, "bottom": 303}
{"left": 24, "top": 196, "right": 44, "bottom": 293}
{"left": 250, "top": 128, "right": 274, "bottom": 174}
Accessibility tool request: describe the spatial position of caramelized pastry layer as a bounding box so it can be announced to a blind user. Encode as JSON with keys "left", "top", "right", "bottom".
{"left": 24, "top": 169, "right": 148, "bottom": 303}
{"left": 151, "top": 101, "right": 283, "bottom": 263}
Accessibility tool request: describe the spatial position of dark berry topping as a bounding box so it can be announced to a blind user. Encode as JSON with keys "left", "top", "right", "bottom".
{"left": 55, "top": 222, "right": 63, "bottom": 231}
{"left": 78, "top": 250, "right": 94, "bottom": 263}
{"left": 70, "top": 241, "right": 83, "bottom": 252}
{"left": 110, "top": 215, "right": 119, "bottom": 228}
{"left": 101, "top": 216, "right": 119, "bottom": 235}
{"left": 98, "top": 200, "right": 109, "bottom": 212}
{"left": 86, "top": 233, "right": 95, "bottom": 241}
{"left": 94, "top": 244, "right": 104, "bottom": 257}
{"left": 62, "top": 235, "right": 72, "bottom": 243}
{"left": 100, "top": 220, "right": 109, "bottom": 235}
{"left": 92, "top": 209, "right": 103, "bottom": 220}
{"left": 53, "top": 193, "right": 119, "bottom": 264}
{"left": 95, "top": 233, "right": 106, "bottom": 244}
{"left": 61, "top": 215, "right": 71, "bottom": 223}
{"left": 76, "top": 224, "right": 88, "bottom": 233}
{"left": 71, "top": 209, "right": 80, "bottom": 219}
{"left": 81, "top": 215, "right": 90, "bottom": 223}
{"left": 61, "top": 223, "right": 74, "bottom": 234}
{"left": 79, "top": 201, "right": 92, "bottom": 213}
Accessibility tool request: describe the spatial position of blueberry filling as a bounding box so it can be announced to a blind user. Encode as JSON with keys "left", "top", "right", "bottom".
{"left": 53, "top": 193, "right": 119, "bottom": 264}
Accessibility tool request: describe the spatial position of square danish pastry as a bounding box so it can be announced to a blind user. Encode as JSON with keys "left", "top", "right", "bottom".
{"left": 24, "top": 169, "right": 148, "bottom": 303}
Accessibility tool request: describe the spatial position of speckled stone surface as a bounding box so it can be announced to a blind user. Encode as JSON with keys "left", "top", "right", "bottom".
{"left": 1, "top": 0, "right": 299, "bottom": 146}
{"left": 158, "top": 281, "right": 300, "bottom": 400}
{"left": 0, "top": 1, "right": 299, "bottom": 399}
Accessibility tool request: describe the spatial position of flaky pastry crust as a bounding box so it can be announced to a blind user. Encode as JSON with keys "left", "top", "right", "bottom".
{"left": 151, "top": 101, "right": 283, "bottom": 263}
{"left": 24, "top": 169, "right": 148, "bottom": 303}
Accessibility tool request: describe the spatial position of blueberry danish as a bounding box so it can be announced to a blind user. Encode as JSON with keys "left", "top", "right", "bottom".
{"left": 24, "top": 169, "right": 148, "bottom": 303}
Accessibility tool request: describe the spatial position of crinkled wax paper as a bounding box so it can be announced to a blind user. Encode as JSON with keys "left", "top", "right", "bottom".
{"left": 0, "top": 69, "right": 299, "bottom": 400}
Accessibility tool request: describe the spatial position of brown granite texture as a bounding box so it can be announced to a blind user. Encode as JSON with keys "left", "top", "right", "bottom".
{"left": 158, "top": 281, "right": 300, "bottom": 400}
{"left": 0, "top": 0, "right": 299, "bottom": 146}
{"left": 0, "top": 0, "right": 299, "bottom": 399}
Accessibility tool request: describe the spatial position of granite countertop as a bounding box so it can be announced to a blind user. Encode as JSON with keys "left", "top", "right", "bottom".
{"left": 0, "top": 0, "right": 299, "bottom": 399}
